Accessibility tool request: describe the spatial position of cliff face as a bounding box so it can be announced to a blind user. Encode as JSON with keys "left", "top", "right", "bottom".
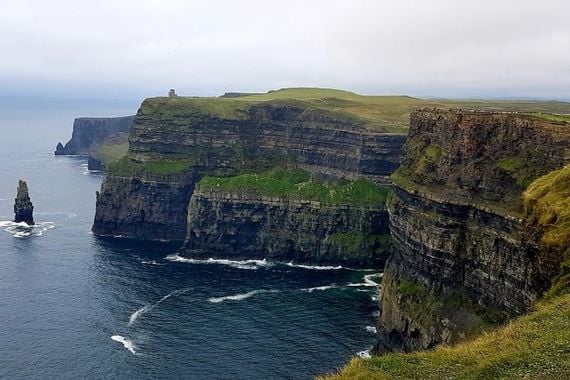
{"left": 13, "top": 180, "right": 34, "bottom": 225}
{"left": 55, "top": 116, "right": 134, "bottom": 156}
{"left": 377, "top": 110, "right": 570, "bottom": 352}
{"left": 93, "top": 98, "right": 406, "bottom": 241}
{"left": 183, "top": 187, "right": 390, "bottom": 267}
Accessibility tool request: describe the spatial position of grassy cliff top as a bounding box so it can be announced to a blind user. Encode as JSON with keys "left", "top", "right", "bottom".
{"left": 197, "top": 167, "right": 389, "bottom": 207}
{"left": 140, "top": 88, "right": 570, "bottom": 134}
{"left": 321, "top": 293, "right": 570, "bottom": 380}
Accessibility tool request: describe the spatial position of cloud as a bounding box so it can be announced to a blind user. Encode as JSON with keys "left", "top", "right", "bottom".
{"left": 0, "top": 0, "right": 569, "bottom": 99}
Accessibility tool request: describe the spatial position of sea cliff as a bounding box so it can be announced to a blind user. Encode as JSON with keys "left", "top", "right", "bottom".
{"left": 376, "top": 109, "right": 570, "bottom": 352}
{"left": 92, "top": 93, "right": 407, "bottom": 245}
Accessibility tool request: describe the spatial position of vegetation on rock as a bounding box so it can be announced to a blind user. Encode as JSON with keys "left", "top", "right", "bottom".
{"left": 107, "top": 156, "right": 195, "bottom": 176}
{"left": 198, "top": 168, "right": 389, "bottom": 207}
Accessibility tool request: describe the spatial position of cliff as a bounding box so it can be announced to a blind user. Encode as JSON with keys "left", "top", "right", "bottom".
{"left": 93, "top": 93, "right": 408, "bottom": 241}
{"left": 182, "top": 170, "right": 391, "bottom": 267}
{"left": 14, "top": 180, "right": 34, "bottom": 225}
{"left": 55, "top": 116, "right": 134, "bottom": 156}
{"left": 376, "top": 109, "right": 570, "bottom": 352}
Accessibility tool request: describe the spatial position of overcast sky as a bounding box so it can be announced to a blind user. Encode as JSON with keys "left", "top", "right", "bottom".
{"left": 1, "top": 0, "right": 569, "bottom": 100}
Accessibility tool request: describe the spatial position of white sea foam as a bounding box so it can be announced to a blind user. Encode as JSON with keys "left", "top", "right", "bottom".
{"left": 0, "top": 220, "right": 55, "bottom": 238}
{"left": 165, "top": 254, "right": 272, "bottom": 270}
{"left": 208, "top": 289, "right": 278, "bottom": 304}
{"left": 128, "top": 288, "right": 191, "bottom": 325}
{"left": 365, "top": 326, "right": 378, "bottom": 334}
{"left": 300, "top": 284, "right": 339, "bottom": 293}
{"left": 111, "top": 335, "right": 137, "bottom": 355}
{"left": 345, "top": 273, "right": 383, "bottom": 288}
{"left": 357, "top": 349, "right": 372, "bottom": 359}
{"left": 285, "top": 262, "right": 343, "bottom": 270}
{"left": 141, "top": 260, "right": 163, "bottom": 266}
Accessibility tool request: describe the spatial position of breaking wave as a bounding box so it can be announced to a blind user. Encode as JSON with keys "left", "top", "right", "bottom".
{"left": 140, "top": 260, "right": 164, "bottom": 266}
{"left": 300, "top": 284, "right": 340, "bottom": 293}
{"left": 208, "top": 289, "right": 279, "bottom": 304}
{"left": 357, "top": 348, "right": 372, "bottom": 359}
{"left": 285, "top": 262, "right": 343, "bottom": 270}
{"left": 0, "top": 220, "right": 55, "bottom": 238}
{"left": 111, "top": 335, "right": 137, "bottom": 355}
{"left": 165, "top": 254, "right": 272, "bottom": 270}
{"left": 129, "top": 288, "right": 191, "bottom": 326}
{"left": 365, "top": 325, "right": 377, "bottom": 334}
{"left": 346, "top": 273, "right": 383, "bottom": 288}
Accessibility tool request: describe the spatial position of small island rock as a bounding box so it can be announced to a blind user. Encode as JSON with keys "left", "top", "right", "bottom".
{"left": 14, "top": 180, "right": 34, "bottom": 225}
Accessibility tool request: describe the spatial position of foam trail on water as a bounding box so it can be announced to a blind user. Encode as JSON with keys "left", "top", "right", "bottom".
{"left": 300, "top": 284, "right": 339, "bottom": 293}
{"left": 0, "top": 220, "right": 55, "bottom": 238}
{"left": 346, "top": 273, "right": 383, "bottom": 288}
{"left": 166, "top": 254, "right": 272, "bottom": 270}
{"left": 286, "top": 262, "right": 343, "bottom": 270}
{"left": 111, "top": 335, "right": 137, "bottom": 355}
{"left": 129, "top": 288, "right": 191, "bottom": 325}
{"left": 208, "top": 289, "right": 278, "bottom": 304}
{"left": 140, "top": 260, "right": 163, "bottom": 266}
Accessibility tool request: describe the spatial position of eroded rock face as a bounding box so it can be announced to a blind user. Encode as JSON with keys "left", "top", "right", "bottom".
{"left": 183, "top": 188, "right": 391, "bottom": 267}
{"left": 55, "top": 116, "right": 134, "bottom": 156}
{"left": 377, "top": 110, "right": 570, "bottom": 353}
{"left": 93, "top": 99, "right": 406, "bottom": 241}
{"left": 14, "top": 180, "right": 34, "bottom": 225}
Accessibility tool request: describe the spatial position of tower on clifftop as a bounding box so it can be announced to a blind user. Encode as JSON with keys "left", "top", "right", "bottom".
{"left": 168, "top": 89, "right": 177, "bottom": 98}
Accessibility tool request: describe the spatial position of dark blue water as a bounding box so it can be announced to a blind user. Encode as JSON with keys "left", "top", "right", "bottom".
{"left": 0, "top": 100, "right": 380, "bottom": 379}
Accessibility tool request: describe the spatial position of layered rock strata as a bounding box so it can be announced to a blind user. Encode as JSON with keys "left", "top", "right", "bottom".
{"left": 93, "top": 98, "right": 406, "bottom": 241}
{"left": 377, "top": 109, "right": 570, "bottom": 352}
{"left": 183, "top": 187, "right": 390, "bottom": 267}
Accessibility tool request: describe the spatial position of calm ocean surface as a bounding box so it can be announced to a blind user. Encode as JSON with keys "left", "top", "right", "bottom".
{"left": 0, "top": 99, "right": 380, "bottom": 379}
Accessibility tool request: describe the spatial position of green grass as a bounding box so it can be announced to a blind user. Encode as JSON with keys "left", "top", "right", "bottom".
{"left": 138, "top": 88, "right": 570, "bottom": 135}
{"left": 321, "top": 293, "right": 570, "bottom": 380}
{"left": 198, "top": 168, "right": 389, "bottom": 207}
{"left": 524, "top": 165, "right": 570, "bottom": 299}
{"left": 330, "top": 233, "right": 392, "bottom": 255}
{"left": 524, "top": 112, "right": 570, "bottom": 123}
{"left": 497, "top": 156, "right": 536, "bottom": 188}
{"left": 107, "top": 156, "right": 195, "bottom": 176}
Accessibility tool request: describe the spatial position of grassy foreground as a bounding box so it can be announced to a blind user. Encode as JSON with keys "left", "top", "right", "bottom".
{"left": 321, "top": 294, "right": 570, "bottom": 380}
{"left": 198, "top": 168, "right": 389, "bottom": 207}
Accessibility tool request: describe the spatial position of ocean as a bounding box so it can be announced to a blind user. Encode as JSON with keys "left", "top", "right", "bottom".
{"left": 0, "top": 99, "right": 380, "bottom": 379}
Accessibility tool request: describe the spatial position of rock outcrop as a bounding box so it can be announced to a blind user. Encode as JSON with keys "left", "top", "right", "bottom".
{"left": 183, "top": 186, "right": 391, "bottom": 267}
{"left": 55, "top": 116, "right": 134, "bottom": 156}
{"left": 93, "top": 97, "right": 406, "bottom": 241}
{"left": 376, "top": 109, "right": 570, "bottom": 353}
{"left": 13, "top": 180, "right": 34, "bottom": 225}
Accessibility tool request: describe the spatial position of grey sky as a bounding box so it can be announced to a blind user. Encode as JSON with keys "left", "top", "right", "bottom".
{"left": 1, "top": 0, "right": 569, "bottom": 99}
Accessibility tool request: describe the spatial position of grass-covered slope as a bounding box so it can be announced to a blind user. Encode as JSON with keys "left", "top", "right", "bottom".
{"left": 322, "top": 294, "right": 570, "bottom": 380}
{"left": 524, "top": 165, "right": 570, "bottom": 299}
{"left": 197, "top": 168, "right": 389, "bottom": 207}
{"left": 140, "top": 88, "right": 570, "bottom": 134}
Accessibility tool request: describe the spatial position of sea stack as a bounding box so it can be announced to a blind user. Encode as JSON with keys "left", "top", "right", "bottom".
{"left": 14, "top": 180, "right": 34, "bottom": 225}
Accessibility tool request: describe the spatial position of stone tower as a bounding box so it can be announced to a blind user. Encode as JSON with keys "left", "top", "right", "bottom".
{"left": 168, "top": 89, "right": 177, "bottom": 98}
{"left": 13, "top": 180, "right": 34, "bottom": 225}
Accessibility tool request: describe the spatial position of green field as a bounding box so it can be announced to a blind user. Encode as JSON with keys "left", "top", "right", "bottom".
{"left": 198, "top": 167, "right": 389, "bottom": 207}
{"left": 142, "top": 88, "right": 570, "bottom": 134}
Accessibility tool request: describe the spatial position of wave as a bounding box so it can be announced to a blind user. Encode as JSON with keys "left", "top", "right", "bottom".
{"left": 300, "top": 284, "right": 340, "bottom": 293}
{"left": 140, "top": 260, "right": 164, "bottom": 266}
{"left": 111, "top": 335, "right": 137, "bottom": 355}
{"left": 128, "top": 288, "right": 191, "bottom": 325}
{"left": 345, "top": 273, "right": 383, "bottom": 288}
{"left": 357, "top": 348, "right": 372, "bottom": 359}
{"left": 165, "top": 254, "right": 272, "bottom": 270}
{"left": 285, "top": 262, "right": 343, "bottom": 270}
{"left": 365, "top": 326, "right": 378, "bottom": 334}
{"left": 0, "top": 220, "right": 55, "bottom": 238}
{"left": 208, "top": 289, "right": 278, "bottom": 304}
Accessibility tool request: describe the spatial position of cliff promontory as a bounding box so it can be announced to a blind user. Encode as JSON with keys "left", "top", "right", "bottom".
{"left": 92, "top": 91, "right": 409, "bottom": 247}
